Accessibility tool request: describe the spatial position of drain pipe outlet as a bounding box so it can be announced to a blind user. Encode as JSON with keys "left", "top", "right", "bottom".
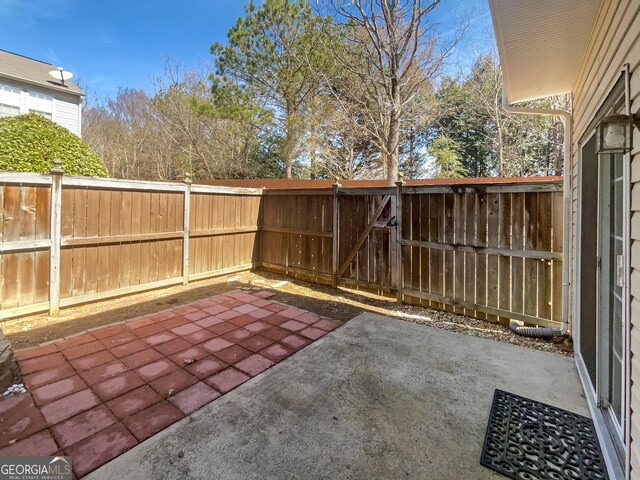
{"left": 502, "top": 87, "right": 571, "bottom": 338}
{"left": 509, "top": 320, "right": 561, "bottom": 338}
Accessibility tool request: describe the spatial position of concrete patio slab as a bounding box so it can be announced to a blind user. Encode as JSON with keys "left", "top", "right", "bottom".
{"left": 86, "top": 312, "right": 588, "bottom": 480}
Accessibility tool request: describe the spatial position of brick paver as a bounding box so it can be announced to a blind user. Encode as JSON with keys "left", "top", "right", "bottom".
{"left": 5, "top": 289, "right": 340, "bottom": 478}
{"left": 0, "top": 430, "right": 58, "bottom": 456}
{"left": 259, "top": 343, "right": 293, "bottom": 362}
{"left": 234, "top": 354, "right": 274, "bottom": 376}
{"left": 105, "top": 386, "right": 161, "bottom": 419}
{"left": 281, "top": 334, "right": 311, "bottom": 350}
{"left": 240, "top": 334, "right": 274, "bottom": 353}
{"left": 205, "top": 367, "right": 251, "bottom": 393}
{"left": 122, "top": 401, "right": 183, "bottom": 441}
{"left": 169, "top": 382, "right": 220, "bottom": 414}
{"left": 51, "top": 405, "right": 117, "bottom": 448}
{"left": 31, "top": 375, "right": 87, "bottom": 406}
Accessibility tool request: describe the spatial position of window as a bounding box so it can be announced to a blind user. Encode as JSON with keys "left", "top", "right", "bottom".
{"left": 0, "top": 103, "right": 19, "bottom": 118}
{"left": 0, "top": 82, "right": 22, "bottom": 115}
{"left": 0, "top": 83, "right": 21, "bottom": 94}
{"left": 28, "top": 90, "right": 52, "bottom": 102}
{"left": 29, "top": 109, "right": 52, "bottom": 120}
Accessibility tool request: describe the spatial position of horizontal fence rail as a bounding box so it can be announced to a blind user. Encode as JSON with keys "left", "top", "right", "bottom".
{"left": 0, "top": 170, "right": 562, "bottom": 328}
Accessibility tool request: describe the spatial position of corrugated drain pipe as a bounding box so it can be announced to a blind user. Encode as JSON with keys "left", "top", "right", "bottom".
{"left": 502, "top": 87, "right": 571, "bottom": 338}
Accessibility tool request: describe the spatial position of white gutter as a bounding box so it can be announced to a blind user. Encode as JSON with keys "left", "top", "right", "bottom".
{"left": 502, "top": 87, "right": 571, "bottom": 335}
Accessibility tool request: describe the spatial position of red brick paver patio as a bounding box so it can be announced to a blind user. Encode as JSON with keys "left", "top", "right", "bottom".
{"left": 1, "top": 290, "right": 340, "bottom": 478}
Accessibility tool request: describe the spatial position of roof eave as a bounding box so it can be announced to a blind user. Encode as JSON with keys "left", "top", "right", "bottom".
{"left": 0, "top": 72, "right": 84, "bottom": 97}
{"left": 488, "top": 0, "right": 602, "bottom": 104}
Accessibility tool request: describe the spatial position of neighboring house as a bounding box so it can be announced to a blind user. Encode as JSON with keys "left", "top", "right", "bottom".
{"left": 0, "top": 49, "right": 83, "bottom": 136}
{"left": 490, "top": 1, "right": 640, "bottom": 478}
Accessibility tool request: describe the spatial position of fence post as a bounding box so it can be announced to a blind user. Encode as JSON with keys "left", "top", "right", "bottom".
{"left": 332, "top": 181, "right": 341, "bottom": 288}
{"left": 182, "top": 172, "right": 192, "bottom": 285}
{"left": 49, "top": 159, "right": 64, "bottom": 315}
{"left": 395, "top": 179, "right": 405, "bottom": 303}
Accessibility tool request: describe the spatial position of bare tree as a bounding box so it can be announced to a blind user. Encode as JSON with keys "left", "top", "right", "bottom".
{"left": 83, "top": 60, "right": 280, "bottom": 181}
{"left": 318, "top": 0, "right": 463, "bottom": 184}
{"left": 463, "top": 54, "right": 569, "bottom": 176}
{"left": 312, "top": 99, "right": 380, "bottom": 179}
{"left": 83, "top": 89, "right": 167, "bottom": 180}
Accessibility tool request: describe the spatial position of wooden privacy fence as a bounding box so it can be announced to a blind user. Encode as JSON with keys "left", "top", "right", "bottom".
{"left": 399, "top": 183, "right": 563, "bottom": 328}
{"left": 0, "top": 167, "right": 262, "bottom": 320}
{"left": 0, "top": 168, "right": 563, "bottom": 328}
{"left": 260, "top": 189, "right": 333, "bottom": 282}
{"left": 259, "top": 180, "right": 564, "bottom": 329}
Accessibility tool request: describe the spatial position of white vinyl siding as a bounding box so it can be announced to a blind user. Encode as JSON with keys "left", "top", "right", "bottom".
{"left": 52, "top": 94, "right": 81, "bottom": 136}
{"left": 0, "top": 78, "right": 81, "bottom": 136}
{"left": 570, "top": 0, "right": 640, "bottom": 476}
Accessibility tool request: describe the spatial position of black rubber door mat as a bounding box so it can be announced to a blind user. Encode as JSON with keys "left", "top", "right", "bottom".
{"left": 480, "top": 389, "right": 609, "bottom": 479}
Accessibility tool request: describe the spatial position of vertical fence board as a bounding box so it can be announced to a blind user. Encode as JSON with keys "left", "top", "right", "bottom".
{"left": 475, "top": 193, "right": 488, "bottom": 320}
{"left": 419, "top": 194, "right": 431, "bottom": 309}
{"left": 34, "top": 187, "right": 50, "bottom": 304}
{"left": 85, "top": 190, "right": 100, "bottom": 294}
{"left": 524, "top": 192, "right": 539, "bottom": 318}
{"left": 538, "top": 192, "right": 553, "bottom": 321}
{"left": 119, "top": 191, "right": 132, "bottom": 289}
{"left": 511, "top": 192, "right": 525, "bottom": 314}
{"left": 464, "top": 193, "right": 477, "bottom": 317}
{"left": 430, "top": 194, "right": 443, "bottom": 306}
{"left": 551, "top": 191, "right": 564, "bottom": 323}
{"left": 443, "top": 193, "right": 455, "bottom": 313}
{"left": 411, "top": 194, "right": 422, "bottom": 302}
{"left": 453, "top": 193, "right": 465, "bottom": 315}
{"left": 19, "top": 187, "right": 37, "bottom": 306}
{"left": 97, "top": 190, "right": 111, "bottom": 292}
{"left": 71, "top": 189, "right": 87, "bottom": 298}
{"left": 486, "top": 193, "right": 500, "bottom": 322}
{"left": 498, "top": 193, "right": 512, "bottom": 323}
{"left": 59, "top": 187, "right": 75, "bottom": 300}
{"left": 107, "top": 190, "right": 121, "bottom": 292}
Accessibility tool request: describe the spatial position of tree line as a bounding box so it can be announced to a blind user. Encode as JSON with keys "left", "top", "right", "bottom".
{"left": 83, "top": 0, "right": 566, "bottom": 184}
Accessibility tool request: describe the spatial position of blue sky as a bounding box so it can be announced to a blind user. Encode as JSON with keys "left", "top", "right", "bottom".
{"left": 0, "top": 0, "right": 495, "bottom": 102}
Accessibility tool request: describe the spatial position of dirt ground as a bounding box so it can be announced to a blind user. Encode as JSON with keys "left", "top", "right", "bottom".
{"left": 2, "top": 269, "right": 569, "bottom": 356}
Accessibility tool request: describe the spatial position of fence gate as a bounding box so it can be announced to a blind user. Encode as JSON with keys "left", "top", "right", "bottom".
{"left": 336, "top": 187, "right": 397, "bottom": 292}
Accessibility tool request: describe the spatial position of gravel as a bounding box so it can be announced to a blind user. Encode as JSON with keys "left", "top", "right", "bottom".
{"left": 389, "top": 305, "right": 571, "bottom": 356}
{"left": 240, "top": 272, "right": 572, "bottom": 358}
{"left": 2, "top": 383, "right": 26, "bottom": 396}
